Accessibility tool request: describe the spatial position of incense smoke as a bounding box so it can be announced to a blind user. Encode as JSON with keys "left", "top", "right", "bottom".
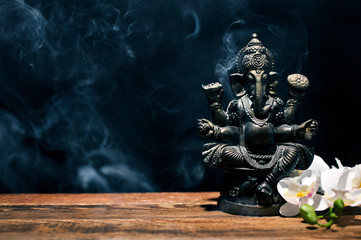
{"left": 0, "top": 0, "right": 358, "bottom": 193}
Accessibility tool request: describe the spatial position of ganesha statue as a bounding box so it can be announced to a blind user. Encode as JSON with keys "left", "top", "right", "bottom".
{"left": 198, "top": 33, "right": 318, "bottom": 215}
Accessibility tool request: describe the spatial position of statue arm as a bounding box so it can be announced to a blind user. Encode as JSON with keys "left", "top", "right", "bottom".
{"left": 275, "top": 119, "right": 318, "bottom": 142}
{"left": 197, "top": 119, "right": 239, "bottom": 143}
{"left": 202, "top": 82, "right": 228, "bottom": 126}
{"left": 274, "top": 124, "right": 298, "bottom": 142}
{"left": 284, "top": 74, "right": 309, "bottom": 124}
{"left": 217, "top": 125, "right": 239, "bottom": 142}
{"left": 209, "top": 104, "right": 228, "bottom": 127}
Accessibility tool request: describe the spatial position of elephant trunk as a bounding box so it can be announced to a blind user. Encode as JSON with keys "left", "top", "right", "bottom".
{"left": 252, "top": 71, "right": 270, "bottom": 119}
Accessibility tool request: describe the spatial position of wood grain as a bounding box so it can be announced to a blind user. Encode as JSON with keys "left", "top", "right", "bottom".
{"left": 0, "top": 192, "right": 360, "bottom": 239}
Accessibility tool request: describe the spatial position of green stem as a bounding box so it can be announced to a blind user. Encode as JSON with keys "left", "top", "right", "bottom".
{"left": 318, "top": 207, "right": 333, "bottom": 219}
{"left": 317, "top": 218, "right": 334, "bottom": 228}
{"left": 316, "top": 208, "right": 339, "bottom": 228}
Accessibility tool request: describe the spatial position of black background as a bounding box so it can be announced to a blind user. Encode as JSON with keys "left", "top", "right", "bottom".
{"left": 0, "top": 0, "right": 360, "bottom": 193}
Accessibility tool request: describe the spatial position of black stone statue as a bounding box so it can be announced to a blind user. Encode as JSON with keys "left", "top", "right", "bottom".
{"left": 198, "top": 33, "right": 318, "bottom": 215}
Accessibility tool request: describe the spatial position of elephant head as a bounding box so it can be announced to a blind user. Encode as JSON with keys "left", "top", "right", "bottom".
{"left": 232, "top": 33, "right": 277, "bottom": 119}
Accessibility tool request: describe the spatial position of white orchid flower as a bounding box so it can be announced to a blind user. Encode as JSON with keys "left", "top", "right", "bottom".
{"left": 321, "top": 164, "right": 361, "bottom": 207}
{"left": 277, "top": 155, "right": 330, "bottom": 216}
{"left": 277, "top": 169, "right": 329, "bottom": 216}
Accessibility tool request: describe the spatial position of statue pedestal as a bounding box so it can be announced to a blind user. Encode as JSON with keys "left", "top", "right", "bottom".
{"left": 218, "top": 196, "right": 282, "bottom": 216}
{"left": 218, "top": 168, "right": 284, "bottom": 216}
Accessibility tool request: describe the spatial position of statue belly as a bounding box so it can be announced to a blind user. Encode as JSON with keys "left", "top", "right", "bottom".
{"left": 244, "top": 122, "right": 276, "bottom": 148}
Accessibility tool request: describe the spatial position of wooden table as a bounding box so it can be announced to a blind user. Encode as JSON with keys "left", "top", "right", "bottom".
{"left": 0, "top": 192, "right": 360, "bottom": 239}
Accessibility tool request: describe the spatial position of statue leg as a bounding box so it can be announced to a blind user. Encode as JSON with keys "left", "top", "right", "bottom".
{"left": 221, "top": 146, "right": 245, "bottom": 167}
{"left": 202, "top": 143, "right": 245, "bottom": 168}
{"left": 257, "top": 145, "right": 300, "bottom": 205}
{"left": 266, "top": 145, "right": 300, "bottom": 185}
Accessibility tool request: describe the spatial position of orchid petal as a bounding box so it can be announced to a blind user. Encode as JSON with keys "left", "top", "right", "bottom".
{"left": 331, "top": 189, "right": 351, "bottom": 203}
{"left": 279, "top": 202, "right": 300, "bottom": 217}
{"left": 335, "top": 158, "right": 344, "bottom": 168}
{"left": 307, "top": 155, "right": 330, "bottom": 174}
{"left": 351, "top": 165, "right": 361, "bottom": 190}
{"left": 321, "top": 168, "right": 346, "bottom": 195}
{"left": 299, "top": 170, "right": 320, "bottom": 198}
{"left": 323, "top": 195, "right": 334, "bottom": 207}
{"left": 312, "top": 194, "right": 329, "bottom": 211}
{"left": 277, "top": 179, "right": 299, "bottom": 205}
{"left": 350, "top": 188, "right": 361, "bottom": 207}
{"left": 299, "top": 196, "right": 310, "bottom": 205}
{"left": 337, "top": 168, "right": 354, "bottom": 191}
{"left": 300, "top": 170, "right": 317, "bottom": 187}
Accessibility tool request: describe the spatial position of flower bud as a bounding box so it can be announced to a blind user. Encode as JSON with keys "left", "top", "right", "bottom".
{"left": 304, "top": 212, "right": 318, "bottom": 225}
{"left": 300, "top": 204, "right": 316, "bottom": 219}
{"left": 300, "top": 204, "right": 318, "bottom": 224}
{"left": 333, "top": 198, "right": 344, "bottom": 217}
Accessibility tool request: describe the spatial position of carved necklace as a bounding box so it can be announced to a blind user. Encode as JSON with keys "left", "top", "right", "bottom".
{"left": 241, "top": 97, "right": 272, "bottom": 127}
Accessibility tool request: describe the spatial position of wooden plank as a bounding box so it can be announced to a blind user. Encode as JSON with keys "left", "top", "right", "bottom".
{"left": 0, "top": 192, "right": 360, "bottom": 239}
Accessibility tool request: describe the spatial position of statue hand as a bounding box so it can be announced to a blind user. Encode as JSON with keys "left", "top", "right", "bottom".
{"left": 197, "top": 118, "right": 215, "bottom": 138}
{"left": 201, "top": 82, "right": 224, "bottom": 103}
{"left": 287, "top": 74, "right": 309, "bottom": 99}
{"left": 297, "top": 119, "right": 318, "bottom": 140}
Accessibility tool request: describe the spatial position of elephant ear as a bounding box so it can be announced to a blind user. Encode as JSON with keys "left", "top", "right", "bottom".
{"left": 229, "top": 73, "right": 247, "bottom": 99}
{"left": 267, "top": 71, "right": 279, "bottom": 97}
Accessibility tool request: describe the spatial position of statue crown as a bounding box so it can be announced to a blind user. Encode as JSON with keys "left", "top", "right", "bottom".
{"left": 236, "top": 33, "right": 274, "bottom": 73}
